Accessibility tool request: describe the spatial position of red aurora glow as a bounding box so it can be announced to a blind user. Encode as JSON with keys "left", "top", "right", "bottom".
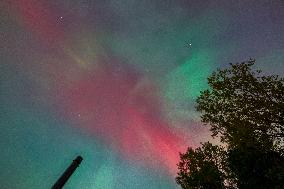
{"left": 58, "top": 60, "right": 187, "bottom": 175}
{"left": 14, "top": 0, "right": 66, "bottom": 44}
{"left": 10, "top": 0, "right": 189, "bottom": 175}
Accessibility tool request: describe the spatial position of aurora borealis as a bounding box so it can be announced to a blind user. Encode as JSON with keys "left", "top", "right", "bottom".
{"left": 1, "top": 0, "right": 283, "bottom": 188}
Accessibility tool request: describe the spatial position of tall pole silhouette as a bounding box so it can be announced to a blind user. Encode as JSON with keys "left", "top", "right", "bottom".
{"left": 51, "top": 156, "right": 83, "bottom": 189}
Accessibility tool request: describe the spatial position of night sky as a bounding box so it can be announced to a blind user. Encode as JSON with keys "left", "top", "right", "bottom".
{"left": 1, "top": 0, "right": 284, "bottom": 188}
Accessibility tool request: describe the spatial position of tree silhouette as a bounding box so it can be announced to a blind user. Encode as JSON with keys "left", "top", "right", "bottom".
{"left": 176, "top": 59, "right": 284, "bottom": 189}
{"left": 176, "top": 142, "right": 233, "bottom": 189}
{"left": 196, "top": 59, "right": 284, "bottom": 150}
{"left": 227, "top": 146, "right": 284, "bottom": 189}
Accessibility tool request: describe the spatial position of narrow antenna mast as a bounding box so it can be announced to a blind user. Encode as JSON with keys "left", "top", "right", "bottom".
{"left": 51, "top": 156, "right": 83, "bottom": 189}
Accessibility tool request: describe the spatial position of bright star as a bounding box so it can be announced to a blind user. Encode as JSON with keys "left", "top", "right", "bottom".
{"left": 185, "top": 42, "right": 192, "bottom": 48}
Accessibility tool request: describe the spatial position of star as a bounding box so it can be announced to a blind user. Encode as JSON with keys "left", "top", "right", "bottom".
{"left": 185, "top": 42, "right": 192, "bottom": 48}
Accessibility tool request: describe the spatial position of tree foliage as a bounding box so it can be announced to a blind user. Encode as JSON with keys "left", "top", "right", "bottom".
{"left": 176, "top": 142, "right": 231, "bottom": 189}
{"left": 176, "top": 59, "right": 284, "bottom": 189}
{"left": 227, "top": 146, "right": 284, "bottom": 189}
{"left": 196, "top": 59, "right": 284, "bottom": 150}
